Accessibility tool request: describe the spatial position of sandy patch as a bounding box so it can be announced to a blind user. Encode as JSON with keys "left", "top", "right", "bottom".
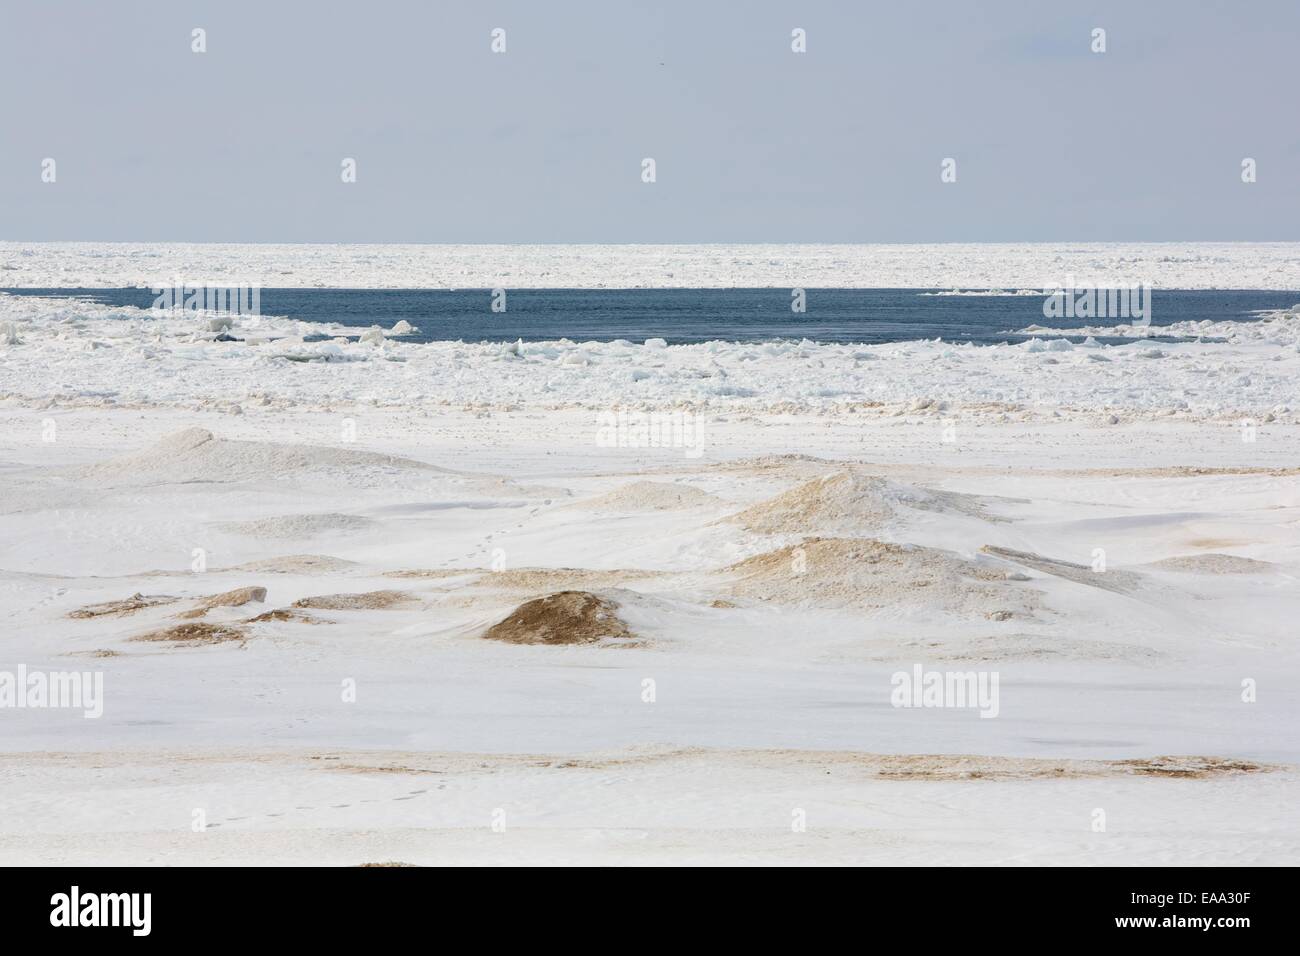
{"left": 710, "top": 454, "right": 845, "bottom": 478}
{"left": 481, "top": 590, "right": 636, "bottom": 645}
{"left": 724, "top": 471, "right": 988, "bottom": 535}
{"left": 222, "top": 554, "right": 359, "bottom": 574}
{"left": 320, "top": 747, "right": 1274, "bottom": 781}
{"left": 888, "top": 631, "right": 1165, "bottom": 664}
{"left": 1148, "top": 553, "right": 1276, "bottom": 574}
{"left": 851, "top": 753, "right": 1268, "bottom": 781}
{"left": 1185, "top": 537, "right": 1254, "bottom": 549}
{"left": 130, "top": 622, "right": 247, "bottom": 646}
{"left": 482, "top": 567, "right": 665, "bottom": 592}
{"left": 176, "top": 586, "right": 267, "bottom": 619}
{"left": 244, "top": 608, "right": 330, "bottom": 625}
{"left": 68, "top": 593, "right": 179, "bottom": 619}
{"left": 1088, "top": 466, "right": 1300, "bottom": 478}
{"left": 383, "top": 569, "right": 478, "bottom": 580}
{"left": 292, "top": 590, "right": 416, "bottom": 610}
{"left": 725, "top": 537, "right": 1035, "bottom": 617}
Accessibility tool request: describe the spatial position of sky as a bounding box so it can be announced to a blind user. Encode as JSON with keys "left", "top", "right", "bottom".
{"left": 1, "top": 0, "right": 1297, "bottom": 243}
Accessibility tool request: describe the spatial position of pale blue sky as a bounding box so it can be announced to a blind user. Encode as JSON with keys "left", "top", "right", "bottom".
{"left": 1, "top": 0, "right": 1296, "bottom": 241}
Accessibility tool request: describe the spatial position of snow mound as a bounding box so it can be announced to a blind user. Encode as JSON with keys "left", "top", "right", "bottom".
{"left": 725, "top": 537, "right": 1036, "bottom": 618}
{"left": 74, "top": 428, "right": 446, "bottom": 485}
{"left": 724, "top": 471, "right": 987, "bottom": 534}
{"left": 571, "top": 481, "right": 721, "bottom": 512}
{"left": 291, "top": 590, "right": 416, "bottom": 610}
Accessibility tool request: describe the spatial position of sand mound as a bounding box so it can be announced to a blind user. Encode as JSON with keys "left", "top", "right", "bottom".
{"left": 292, "top": 590, "right": 415, "bottom": 610}
{"left": 980, "top": 545, "right": 1142, "bottom": 594}
{"left": 217, "top": 513, "right": 376, "bottom": 538}
{"left": 724, "top": 471, "right": 986, "bottom": 535}
{"left": 725, "top": 537, "right": 1035, "bottom": 618}
{"left": 73, "top": 428, "right": 446, "bottom": 486}
{"left": 481, "top": 591, "right": 635, "bottom": 645}
{"left": 131, "top": 622, "right": 247, "bottom": 646}
{"left": 712, "top": 454, "right": 845, "bottom": 478}
{"left": 1147, "top": 553, "right": 1275, "bottom": 574}
{"left": 176, "top": 586, "right": 267, "bottom": 619}
{"left": 221, "top": 554, "right": 359, "bottom": 574}
{"left": 572, "top": 481, "right": 721, "bottom": 512}
{"left": 68, "top": 593, "right": 178, "bottom": 619}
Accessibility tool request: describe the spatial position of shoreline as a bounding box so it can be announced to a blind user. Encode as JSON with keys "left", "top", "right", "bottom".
{"left": 3, "top": 291, "right": 1299, "bottom": 422}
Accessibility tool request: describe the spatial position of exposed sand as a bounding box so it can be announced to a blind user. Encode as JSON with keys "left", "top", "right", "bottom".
{"left": 724, "top": 471, "right": 990, "bottom": 534}
{"left": 130, "top": 622, "right": 247, "bottom": 646}
{"left": 68, "top": 593, "right": 179, "bottom": 619}
{"left": 725, "top": 537, "right": 1037, "bottom": 619}
{"left": 481, "top": 591, "right": 636, "bottom": 646}
{"left": 176, "top": 586, "right": 267, "bottom": 619}
{"left": 1145, "top": 553, "right": 1278, "bottom": 574}
{"left": 291, "top": 590, "right": 416, "bottom": 611}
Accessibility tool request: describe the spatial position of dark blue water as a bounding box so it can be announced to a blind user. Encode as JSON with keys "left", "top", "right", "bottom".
{"left": 4, "top": 288, "right": 1295, "bottom": 346}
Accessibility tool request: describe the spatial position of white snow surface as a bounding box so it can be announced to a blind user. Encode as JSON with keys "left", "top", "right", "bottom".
{"left": 2, "top": 404, "right": 1299, "bottom": 865}
{"left": 2, "top": 241, "right": 1299, "bottom": 289}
